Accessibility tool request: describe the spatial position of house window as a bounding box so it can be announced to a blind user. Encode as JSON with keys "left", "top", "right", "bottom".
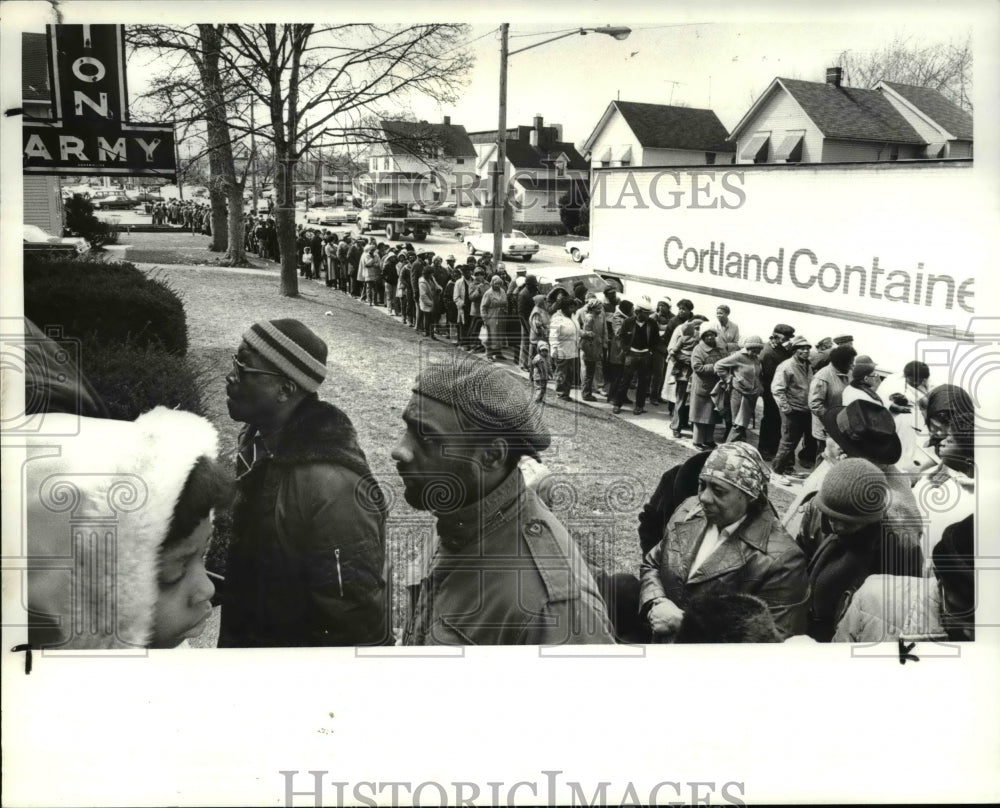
{"left": 889, "top": 145, "right": 900, "bottom": 161}
{"left": 556, "top": 162, "right": 566, "bottom": 176}
{"left": 739, "top": 132, "right": 770, "bottom": 164}
{"left": 456, "top": 158, "right": 465, "bottom": 165}
{"left": 620, "top": 159, "right": 631, "bottom": 167}
{"left": 705, "top": 152, "right": 717, "bottom": 165}
{"left": 600, "top": 160, "right": 610, "bottom": 167}
{"left": 383, "top": 157, "right": 390, "bottom": 170}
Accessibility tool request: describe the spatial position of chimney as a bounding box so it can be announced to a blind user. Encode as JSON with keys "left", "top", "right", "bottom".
{"left": 530, "top": 114, "right": 543, "bottom": 148}
{"left": 826, "top": 67, "right": 843, "bottom": 88}
{"left": 443, "top": 115, "right": 451, "bottom": 126}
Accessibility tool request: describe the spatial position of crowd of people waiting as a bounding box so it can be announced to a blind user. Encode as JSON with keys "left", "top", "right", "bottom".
{"left": 22, "top": 295, "right": 976, "bottom": 648}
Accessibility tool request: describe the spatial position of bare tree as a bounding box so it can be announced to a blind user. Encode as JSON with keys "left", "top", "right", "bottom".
{"left": 838, "top": 33, "right": 973, "bottom": 111}
{"left": 128, "top": 24, "right": 256, "bottom": 265}
{"left": 221, "top": 23, "right": 472, "bottom": 297}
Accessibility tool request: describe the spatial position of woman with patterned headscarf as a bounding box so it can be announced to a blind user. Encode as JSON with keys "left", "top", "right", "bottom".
{"left": 638, "top": 443, "right": 809, "bottom": 640}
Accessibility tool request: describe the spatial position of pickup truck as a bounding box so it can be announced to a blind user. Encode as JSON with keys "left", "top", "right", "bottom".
{"left": 357, "top": 202, "right": 435, "bottom": 242}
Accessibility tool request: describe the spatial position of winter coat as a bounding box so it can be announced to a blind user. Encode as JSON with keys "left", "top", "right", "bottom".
{"left": 618, "top": 317, "right": 659, "bottom": 355}
{"left": 577, "top": 306, "right": 607, "bottom": 362}
{"left": 637, "top": 451, "right": 712, "bottom": 556}
{"left": 772, "top": 355, "right": 813, "bottom": 412}
{"left": 453, "top": 276, "right": 471, "bottom": 323}
{"left": 548, "top": 311, "right": 580, "bottom": 360}
{"left": 690, "top": 341, "right": 726, "bottom": 424}
{"left": 480, "top": 287, "right": 508, "bottom": 334}
{"left": 714, "top": 349, "right": 763, "bottom": 397}
{"left": 796, "top": 503, "right": 925, "bottom": 641}
{"left": 528, "top": 305, "right": 550, "bottom": 347}
{"left": 639, "top": 495, "right": 809, "bottom": 639}
{"left": 710, "top": 320, "right": 741, "bottom": 355}
{"left": 403, "top": 469, "right": 615, "bottom": 645}
{"left": 607, "top": 310, "right": 630, "bottom": 365}
{"left": 220, "top": 397, "right": 388, "bottom": 647}
{"left": 517, "top": 283, "right": 540, "bottom": 326}
{"left": 760, "top": 343, "right": 793, "bottom": 390}
{"left": 26, "top": 408, "right": 219, "bottom": 649}
{"left": 470, "top": 280, "right": 486, "bottom": 318}
{"left": 361, "top": 251, "right": 381, "bottom": 282}
{"left": 832, "top": 574, "right": 945, "bottom": 643}
{"left": 418, "top": 275, "right": 440, "bottom": 314}
{"left": 809, "top": 363, "right": 850, "bottom": 438}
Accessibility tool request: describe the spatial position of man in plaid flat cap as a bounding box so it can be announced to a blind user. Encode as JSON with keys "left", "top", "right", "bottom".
{"left": 220, "top": 319, "right": 388, "bottom": 647}
{"left": 393, "top": 354, "right": 615, "bottom": 645}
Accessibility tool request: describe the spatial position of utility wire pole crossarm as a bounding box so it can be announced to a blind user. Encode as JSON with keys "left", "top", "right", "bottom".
{"left": 492, "top": 25, "right": 631, "bottom": 270}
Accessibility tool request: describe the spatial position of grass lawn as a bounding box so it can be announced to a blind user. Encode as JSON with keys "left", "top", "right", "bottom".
{"left": 125, "top": 231, "right": 793, "bottom": 644}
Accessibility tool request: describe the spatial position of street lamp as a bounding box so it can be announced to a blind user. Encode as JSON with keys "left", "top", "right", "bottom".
{"left": 491, "top": 25, "right": 631, "bottom": 270}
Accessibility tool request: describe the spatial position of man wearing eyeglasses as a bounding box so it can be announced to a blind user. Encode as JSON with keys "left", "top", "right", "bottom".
{"left": 219, "top": 318, "right": 388, "bottom": 647}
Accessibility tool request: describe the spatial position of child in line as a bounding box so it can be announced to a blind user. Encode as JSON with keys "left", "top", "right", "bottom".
{"left": 531, "top": 340, "right": 552, "bottom": 403}
{"left": 26, "top": 407, "right": 232, "bottom": 649}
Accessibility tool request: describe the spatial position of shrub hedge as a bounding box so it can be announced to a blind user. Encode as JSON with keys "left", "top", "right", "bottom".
{"left": 79, "top": 338, "right": 211, "bottom": 421}
{"left": 24, "top": 253, "right": 188, "bottom": 355}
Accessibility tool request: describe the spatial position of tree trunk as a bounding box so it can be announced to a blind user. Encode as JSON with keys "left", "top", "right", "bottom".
{"left": 225, "top": 184, "right": 247, "bottom": 265}
{"left": 197, "top": 24, "right": 245, "bottom": 262}
{"left": 275, "top": 151, "right": 299, "bottom": 297}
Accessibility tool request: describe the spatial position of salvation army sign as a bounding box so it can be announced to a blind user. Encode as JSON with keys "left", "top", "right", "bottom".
{"left": 22, "top": 24, "right": 176, "bottom": 179}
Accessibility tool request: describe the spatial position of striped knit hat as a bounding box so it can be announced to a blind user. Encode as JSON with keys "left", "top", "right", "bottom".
{"left": 242, "top": 319, "right": 328, "bottom": 392}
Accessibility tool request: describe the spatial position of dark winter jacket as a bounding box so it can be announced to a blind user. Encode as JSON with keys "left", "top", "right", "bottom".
{"left": 219, "top": 397, "right": 388, "bottom": 647}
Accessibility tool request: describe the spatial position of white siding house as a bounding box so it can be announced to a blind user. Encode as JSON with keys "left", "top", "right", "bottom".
{"left": 582, "top": 101, "right": 734, "bottom": 168}
{"left": 465, "top": 116, "right": 589, "bottom": 227}
{"left": 729, "top": 68, "right": 971, "bottom": 165}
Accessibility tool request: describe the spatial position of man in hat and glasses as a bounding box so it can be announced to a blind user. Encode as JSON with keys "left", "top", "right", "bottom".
{"left": 221, "top": 319, "right": 388, "bottom": 647}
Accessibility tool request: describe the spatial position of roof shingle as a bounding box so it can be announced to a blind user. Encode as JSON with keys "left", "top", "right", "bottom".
{"left": 881, "top": 81, "right": 973, "bottom": 140}
{"left": 778, "top": 78, "right": 924, "bottom": 144}
{"left": 612, "top": 101, "right": 734, "bottom": 152}
{"left": 380, "top": 120, "right": 477, "bottom": 159}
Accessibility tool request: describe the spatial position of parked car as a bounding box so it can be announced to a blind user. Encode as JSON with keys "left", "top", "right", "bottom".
{"left": 465, "top": 229, "right": 540, "bottom": 261}
{"left": 531, "top": 269, "right": 621, "bottom": 298}
{"left": 565, "top": 239, "right": 591, "bottom": 263}
{"left": 23, "top": 224, "right": 88, "bottom": 256}
{"left": 305, "top": 206, "right": 358, "bottom": 226}
{"left": 90, "top": 195, "right": 140, "bottom": 211}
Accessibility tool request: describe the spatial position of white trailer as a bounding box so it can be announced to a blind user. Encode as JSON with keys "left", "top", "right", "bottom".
{"left": 586, "top": 160, "right": 984, "bottom": 375}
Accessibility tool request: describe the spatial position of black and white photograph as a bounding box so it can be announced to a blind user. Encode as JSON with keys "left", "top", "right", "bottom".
{"left": 2, "top": 1, "right": 999, "bottom": 805}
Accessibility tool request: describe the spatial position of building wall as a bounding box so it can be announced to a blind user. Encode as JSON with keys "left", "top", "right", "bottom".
{"left": 822, "top": 140, "right": 924, "bottom": 162}
{"left": 588, "top": 108, "right": 640, "bottom": 167}
{"left": 949, "top": 140, "right": 973, "bottom": 158}
{"left": 513, "top": 189, "right": 562, "bottom": 225}
{"left": 736, "top": 88, "right": 824, "bottom": 163}
{"left": 24, "top": 175, "right": 64, "bottom": 234}
{"left": 641, "top": 147, "right": 734, "bottom": 166}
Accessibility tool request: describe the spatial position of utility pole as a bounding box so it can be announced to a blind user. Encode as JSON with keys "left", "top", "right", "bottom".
{"left": 492, "top": 23, "right": 509, "bottom": 271}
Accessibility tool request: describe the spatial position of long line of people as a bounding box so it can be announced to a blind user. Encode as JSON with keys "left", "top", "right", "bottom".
{"left": 22, "top": 307, "right": 976, "bottom": 648}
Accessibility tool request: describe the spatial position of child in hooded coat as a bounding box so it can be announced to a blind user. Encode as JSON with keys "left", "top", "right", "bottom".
{"left": 25, "top": 407, "right": 232, "bottom": 649}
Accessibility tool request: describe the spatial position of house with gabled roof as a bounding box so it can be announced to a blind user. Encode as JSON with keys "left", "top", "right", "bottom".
{"left": 729, "top": 67, "right": 972, "bottom": 164}
{"left": 22, "top": 32, "right": 65, "bottom": 233}
{"left": 876, "top": 80, "right": 973, "bottom": 158}
{"left": 466, "top": 116, "right": 589, "bottom": 225}
{"left": 582, "top": 100, "right": 735, "bottom": 167}
{"left": 363, "top": 117, "right": 477, "bottom": 205}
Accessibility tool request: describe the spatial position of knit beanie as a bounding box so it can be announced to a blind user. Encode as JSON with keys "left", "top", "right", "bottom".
{"left": 242, "top": 319, "right": 328, "bottom": 392}
{"left": 815, "top": 458, "right": 888, "bottom": 527}
{"left": 851, "top": 355, "right": 877, "bottom": 383}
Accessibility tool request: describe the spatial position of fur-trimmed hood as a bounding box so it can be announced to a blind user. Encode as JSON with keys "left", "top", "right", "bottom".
{"left": 240, "top": 396, "right": 374, "bottom": 482}
{"left": 26, "top": 407, "right": 219, "bottom": 649}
